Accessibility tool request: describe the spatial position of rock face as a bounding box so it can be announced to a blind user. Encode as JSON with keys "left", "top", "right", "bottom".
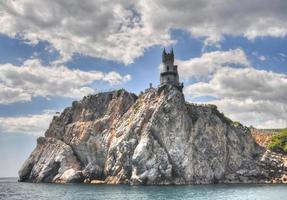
{"left": 19, "top": 86, "right": 287, "bottom": 184}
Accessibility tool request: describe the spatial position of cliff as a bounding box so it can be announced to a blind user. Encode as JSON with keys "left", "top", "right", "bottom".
{"left": 19, "top": 86, "right": 287, "bottom": 184}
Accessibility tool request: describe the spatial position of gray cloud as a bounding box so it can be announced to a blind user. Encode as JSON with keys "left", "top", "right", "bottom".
{"left": 0, "top": 59, "right": 131, "bottom": 104}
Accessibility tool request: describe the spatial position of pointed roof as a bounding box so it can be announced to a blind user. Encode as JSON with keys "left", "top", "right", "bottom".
{"left": 163, "top": 48, "right": 166, "bottom": 55}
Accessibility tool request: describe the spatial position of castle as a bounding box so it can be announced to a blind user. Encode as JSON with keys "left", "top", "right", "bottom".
{"left": 159, "top": 48, "right": 183, "bottom": 92}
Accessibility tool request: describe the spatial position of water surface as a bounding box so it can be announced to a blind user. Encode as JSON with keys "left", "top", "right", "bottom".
{"left": 0, "top": 178, "right": 286, "bottom": 200}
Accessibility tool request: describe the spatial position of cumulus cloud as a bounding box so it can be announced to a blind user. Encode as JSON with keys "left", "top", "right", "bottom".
{"left": 211, "top": 99, "right": 287, "bottom": 129}
{"left": 0, "top": 110, "right": 54, "bottom": 136}
{"left": 182, "top": 49, "right": 287, "bottom": 128}
{"left": 138, "top": 0, "right": 287, "bottom": 47}
{"left": 0, "top": 0, "right": 172, "bottom": 64}
{"left": 177, "top": 49, "right": 250, "bottom": 79}
{"left": 0, "top": 59, "right": 131, "bottom": 104}
{"left": 186, "top": 67, "right": 287, "bottom": 103}
{"left": 1, "top": 0, "right": 287, "bottom": 63}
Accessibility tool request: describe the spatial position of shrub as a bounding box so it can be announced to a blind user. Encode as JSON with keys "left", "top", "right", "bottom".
{"left": 268, "top": 129, "right": 287, "bottom": 153}
{"left": 233, "top": 121, "right": 242, "bottom": 126}
{"left": 116, "top": 89, "right": 125, "bottom": 97}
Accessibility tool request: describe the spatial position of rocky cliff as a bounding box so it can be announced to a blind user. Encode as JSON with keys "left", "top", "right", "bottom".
{"left": 19, "top": 86, "right": 287, "bottom": 184}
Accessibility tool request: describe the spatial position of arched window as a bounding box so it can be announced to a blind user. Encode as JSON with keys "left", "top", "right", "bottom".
{"left": 167, "top": 66, "right": 169, "bottom": 71}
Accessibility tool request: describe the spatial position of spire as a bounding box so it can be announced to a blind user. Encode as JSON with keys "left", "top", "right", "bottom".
{"left": 162, "top": 48, "right": 167, "bottom": 62}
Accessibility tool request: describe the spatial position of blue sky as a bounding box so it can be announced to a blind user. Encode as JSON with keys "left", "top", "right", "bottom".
{"left": 0, "top": 0, "right": 287, "bottom": 177}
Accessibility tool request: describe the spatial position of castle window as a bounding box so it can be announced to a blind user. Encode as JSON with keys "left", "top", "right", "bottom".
{"left": 167, "top": 66, "right": 169, "bottom": 71}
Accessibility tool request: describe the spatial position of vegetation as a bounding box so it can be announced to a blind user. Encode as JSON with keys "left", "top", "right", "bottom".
{"left": 133, "top": 102, "right": 140, "bottom": 113}
{"left": 233, "top": 121, "right": 243, "bottom": 127}
{"left": 116, "top": 88, "right": 125, "bottom": 97}
{"left": 268, "top": 129, "right": 287, "bottom": 154}
{"left": 210, "top": 106, "right": 233, "bottom": 125}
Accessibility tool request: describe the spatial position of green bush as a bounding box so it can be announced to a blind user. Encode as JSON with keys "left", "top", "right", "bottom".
{"left": 233, "top": 121, "right": 242, "bottom": 126}
{"left": 116, "top": 89, "right": 125, "bottom": 97}
{"left": 268, "top": 129, "right": 287, "bottom": 153}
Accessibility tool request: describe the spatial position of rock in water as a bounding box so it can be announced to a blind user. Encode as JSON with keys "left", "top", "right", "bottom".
{"left": 18, "top": 87, "right": 287, "bottom": 184}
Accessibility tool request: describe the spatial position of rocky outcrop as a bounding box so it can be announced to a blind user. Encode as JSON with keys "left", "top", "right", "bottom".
{"left": 18, "top": 137, "right": 83, "bottom": 183}
{"left": 19, "top": 86, "right": 287, "bottom": 184}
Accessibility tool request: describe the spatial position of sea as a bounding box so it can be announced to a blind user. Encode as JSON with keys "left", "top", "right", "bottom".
{"left": 0, "top": 177, "right": 286, "bottom": 200}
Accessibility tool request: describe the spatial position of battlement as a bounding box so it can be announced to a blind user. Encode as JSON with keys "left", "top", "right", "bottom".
{"left": 162, "top": 48, "right": 174, "bottom": 64}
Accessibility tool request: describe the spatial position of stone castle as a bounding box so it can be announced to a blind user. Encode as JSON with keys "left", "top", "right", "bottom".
{"left": 159, "top": 48, "right": 184, "bottom": 92}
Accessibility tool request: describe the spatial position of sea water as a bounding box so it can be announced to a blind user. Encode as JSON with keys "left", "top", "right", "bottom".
{"left": 0, "top": 178, "right": 286, "bottom": 200}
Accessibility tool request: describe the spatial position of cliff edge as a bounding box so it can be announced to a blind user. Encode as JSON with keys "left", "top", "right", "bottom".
{"left": 19, "top": 86, "right": 287, "bottom": 184}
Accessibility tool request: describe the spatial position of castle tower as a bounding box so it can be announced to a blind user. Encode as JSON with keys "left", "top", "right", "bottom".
{"left": 160, "top": 48, "right": 183, "bottom": 91}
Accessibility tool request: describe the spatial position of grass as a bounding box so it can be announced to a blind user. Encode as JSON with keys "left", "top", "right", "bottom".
{"left": 268, "top": 129, "right": 287, "bottom": 153}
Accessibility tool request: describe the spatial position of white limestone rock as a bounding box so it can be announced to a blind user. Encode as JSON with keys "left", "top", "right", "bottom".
{"left": 18, "top": 137, "right": 82, "bottom": 183}
{"left": 19, "top": 87, "right": 287, "bottom": 184}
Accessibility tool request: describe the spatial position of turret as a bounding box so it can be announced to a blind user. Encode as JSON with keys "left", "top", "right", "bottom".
{"left": 159, "top": 48, "right": 183, "bottom": 92}
{"left": 162, "top": 48, "right": 166, "bottom": 63}
{"left": 162, "top": 48, "right": 174, "bottom": 65}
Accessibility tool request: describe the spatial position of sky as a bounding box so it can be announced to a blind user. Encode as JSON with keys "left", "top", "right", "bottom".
{"left": 0, "top": 0, "right": 287, "bottom": 177}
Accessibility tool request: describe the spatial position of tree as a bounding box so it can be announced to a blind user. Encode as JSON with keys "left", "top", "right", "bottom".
{"left": 268, "top": 129, "right": 287, "bottom": 153}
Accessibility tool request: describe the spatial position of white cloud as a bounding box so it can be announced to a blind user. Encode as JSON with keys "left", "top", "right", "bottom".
{"left": 0, "top": 59, "right": 131, "bottom": 104}
{"left": 0, "top": 0, "right": 172, "bottom": 64}
{"left": 186, "top": 67, "right": 287, "bottom": 103}
{"left": 253, "top": 52, "right": 267, "bottom": 61}
{"left": 1, "top": 0, "right": 287, "bottom": 63}
{"left": 258, "top": 55, "right": 267, "bottom": 61}
{"left": 102, "top": 72, "right": 131, "bottom": 85}
{"left": 182, "top": 49, "right": 287, "bottom": 128}
{"left": 0, "top": 110, "right": 55, "bottom": 136}
{"left": 138, "top": 0, "right": 287, "bottom": 47}
{"left": 176, "top": 49, "right": 249, "bottom": 79}
{"left": 210, "top": 98, "right": 287, "bottom": 129}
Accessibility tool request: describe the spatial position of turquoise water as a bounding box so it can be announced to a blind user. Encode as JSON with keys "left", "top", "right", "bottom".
{"left": 0, "top": 178, "right": 287, "bottom": 200}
